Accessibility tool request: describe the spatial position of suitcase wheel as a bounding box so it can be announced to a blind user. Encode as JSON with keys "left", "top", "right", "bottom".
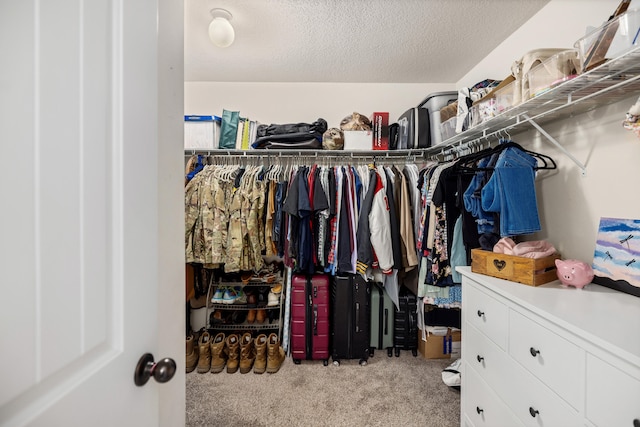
{"left": 293, "top": 359, "right": 301, "bottom": 365}
{"left": 323, "top": 359, "right": 329, "bottom": 366}
{"left": 332, "top": 359, "right": 340, "bottom": 366}
{"left": 394, "top": 348, "right": 400, "bottom": 357}
{"left": 412, "top": 349, "right": 418, "bottom": 357}
{"left": 359, "top": 359, "right": 367, "bottom": 366}
{"left": 387, "top": 348, "right": 393, "bottom": 358}
{"left": 369, "top": 348, "right": 374, "bottom": 357}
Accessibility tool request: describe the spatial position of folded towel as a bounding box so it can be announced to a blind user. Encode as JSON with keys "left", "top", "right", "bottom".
{"left": 493, "top": 237, "right": 516, "bottom": 254}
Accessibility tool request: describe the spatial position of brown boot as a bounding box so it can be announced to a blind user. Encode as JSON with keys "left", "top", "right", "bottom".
{"left": 186, "top": 333, "right": 199, "bottom": 373}
{"left": 247, "top": 309, "right": 256, "bottom": 324}
{"left": 253, "top": 334, "right": 268, "bottom": 374}
{"left": 239, "top": 332, "right": 256, "bottom": 374}
{"left": 225, "top": 334, "right": 240, "bottom": 374}
{"left": 196, "top": 331, "right": 212, "bottom": 373}
{"left": 209, "top": 332, "right": 227, "bottom": 374}
{"left": 266, "top": 333, "right": 285, "bottom": 374}
{"left": 256, "top": 309, "right": 266, "bottom": 324}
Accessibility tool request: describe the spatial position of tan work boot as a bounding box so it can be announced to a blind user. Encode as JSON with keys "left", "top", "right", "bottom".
{"left": 209, "top": 332, "right": 227, "bottom": 374}
{"left": 186, "top": 333, "right": 199, "bottom": 373}
{"left": 266, "top": 333, "right": 285, "bottom": 374}
{"left": 225, "top": 334, "right": 240, "bottom": 374}
{"left": 253, "top": 334, "right": 268, "bottom": 374}
{"left": 239, "top": 332, "right": 256, "bottom": 374}
{"left": 196, "top": 331, "right": 212, "bottom": 373}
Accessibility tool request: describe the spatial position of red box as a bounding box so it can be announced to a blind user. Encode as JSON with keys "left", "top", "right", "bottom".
{"left": 372, "top": 112, "right": 389, "bottom": 150}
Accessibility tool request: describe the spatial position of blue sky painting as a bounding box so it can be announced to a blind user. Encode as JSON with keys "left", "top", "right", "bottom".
{"left": 593, "top": 217, "right": 640, "bottom": 289}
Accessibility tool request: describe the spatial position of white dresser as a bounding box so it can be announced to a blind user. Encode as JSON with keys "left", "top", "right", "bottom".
{"left": 457, "top": 267, "right": 640, "bottom": 427}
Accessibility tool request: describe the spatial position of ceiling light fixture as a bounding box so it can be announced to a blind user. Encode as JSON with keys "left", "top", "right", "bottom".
{"left": 208, "top": 8, "right": 235, "bottom": 48}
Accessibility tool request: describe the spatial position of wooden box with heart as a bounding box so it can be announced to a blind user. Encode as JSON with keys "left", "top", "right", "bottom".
{"left": 470, "top": 249, "right": 561, "bottom": 286}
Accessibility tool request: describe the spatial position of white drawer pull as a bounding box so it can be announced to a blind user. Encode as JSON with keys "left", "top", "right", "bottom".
{"left": 529, "top": 347, "right": 541, "bottom": 357}
{"left": 529, "top": 407, "right": 540, "bottom": 418}
{"left": 476, "top": 407, "right": 484, "bottom": 414}
{"left": 476, "top": 355, "right": 484, "bottom": 363}
{"left": 477, "top": 310, "right": 485, "bottom": 317}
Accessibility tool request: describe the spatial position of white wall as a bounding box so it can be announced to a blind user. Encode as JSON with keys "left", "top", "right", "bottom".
{"left": 184, "top": 0, "right": 640, "bottom": 263}
{"left": 184, "top": 82, "right": 453, "bottom": 128}
{"left": 458, "top": 0, "right": 640, "bottom": 262}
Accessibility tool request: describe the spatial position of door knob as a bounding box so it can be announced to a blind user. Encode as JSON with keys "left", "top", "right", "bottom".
{"left": 134, "top": 353, "right": 177, "bottom": 386}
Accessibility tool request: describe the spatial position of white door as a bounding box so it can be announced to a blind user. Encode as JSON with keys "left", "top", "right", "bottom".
{"left": 0, "top": 1, "right": 185, "bottom": 426}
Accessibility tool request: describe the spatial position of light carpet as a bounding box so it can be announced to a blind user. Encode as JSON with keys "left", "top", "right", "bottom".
{"left": 186, "top": 352, "right": 460, "bottom": 427}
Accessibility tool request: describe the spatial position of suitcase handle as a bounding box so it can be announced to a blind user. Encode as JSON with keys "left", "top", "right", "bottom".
{"left": 313, "top": 304, "right": 318, "bottom": 336}
{"left": 355, "top": 302, "right": 360, "bottom": 333}
{"left": 384, "top": 308, "right": 388, "bottom": 335}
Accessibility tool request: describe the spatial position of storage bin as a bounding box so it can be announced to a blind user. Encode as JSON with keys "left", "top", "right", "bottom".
{"left": 575, "top": 8, "right": 640, "bottom": 71}
{"left": 494, "top": 81, "right": 515, "bottom": 113}
{"left": 470, "top": 248, "right": 560, "bottom": 286}
{"left": 527, "top": 49, "right": 581, "bottom": 98}
{"left": 440, "top": 116, "right": 457, "bottom": 141}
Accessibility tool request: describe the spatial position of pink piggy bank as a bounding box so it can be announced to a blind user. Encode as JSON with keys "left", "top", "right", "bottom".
{"left": 555, "top": 259, "right": 594, "bottom": 289}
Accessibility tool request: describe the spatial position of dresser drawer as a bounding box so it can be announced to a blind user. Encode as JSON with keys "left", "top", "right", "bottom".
{"left": 464, "top": 322, "right": 513, "bottom": 393}
{"left": 509, "top": 309, "right": 584, "bottom": 409}
{"left": 463, "top": 361, "right": 525, "bottom": 427}
{"left": 465, "top": 281, "right": 508, "bottom": 350}
{"left": 502, "top": 360, "right": 581, "bottom": 427}
{"left": 585, "top": 354, "right": 640, "bottom": 427}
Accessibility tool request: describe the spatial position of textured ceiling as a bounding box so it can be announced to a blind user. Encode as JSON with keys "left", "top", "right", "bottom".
{"left": 184, "top": 0, "right": 551, "bottom": 83}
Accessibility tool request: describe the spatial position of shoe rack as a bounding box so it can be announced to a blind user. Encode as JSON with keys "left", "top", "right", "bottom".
{"left": 205, "top": 270, "right": 285, "bottom": 342}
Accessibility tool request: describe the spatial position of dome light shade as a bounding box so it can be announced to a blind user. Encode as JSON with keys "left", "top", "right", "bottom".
{"left": 208, "top": 9, "right": 234, "bottom": 48}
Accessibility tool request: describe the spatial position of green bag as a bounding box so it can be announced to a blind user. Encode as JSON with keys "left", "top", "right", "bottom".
{"left": 219, "top": 109, "right": 239, "bottom": 149}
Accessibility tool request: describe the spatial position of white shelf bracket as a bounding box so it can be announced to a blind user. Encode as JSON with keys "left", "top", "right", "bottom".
{"left": 521, "top": 114, "right": 587, "bottom": 175}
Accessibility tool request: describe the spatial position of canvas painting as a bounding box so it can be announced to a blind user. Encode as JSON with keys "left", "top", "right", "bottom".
{"left": 592, "top": 217, "right": 640, "bottom": 297}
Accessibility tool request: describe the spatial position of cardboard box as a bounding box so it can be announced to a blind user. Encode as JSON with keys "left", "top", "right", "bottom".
{"left": 471, "top": 248, "right": 560, "bottom": 286}
{"left": 343, "top": 130, "right": 373, "bottom": 151}
{"left": 418, "top": 327, "right": 461, "bottom": 359}
{"left": 371, "top": 112, "right": 389, "bottom": 150}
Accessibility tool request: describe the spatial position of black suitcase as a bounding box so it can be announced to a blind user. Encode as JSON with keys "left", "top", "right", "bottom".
{"left": 394, "top": 286, "right": 418, "bottom": 357}
{"left": 369, "top": 282, "right": 394, "bottom": 357}
{"left": 397, "top": 107, "right": 429, "bottom": 149}
{"left": 331, "top": 274, "right": 371, "bottom": 366}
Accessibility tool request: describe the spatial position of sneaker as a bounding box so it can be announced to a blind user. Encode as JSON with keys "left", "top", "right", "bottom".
{"left": 267, "top": 291, "right": 280, "bottom": 307}
{"left": 234, "top": 288, "right": 247, "bottom": 305}
{"left": 211, "top": 287, "right": 225, "bottom": 304}
{"left": 222, "top": 287, "right": 238, "bottom": 304}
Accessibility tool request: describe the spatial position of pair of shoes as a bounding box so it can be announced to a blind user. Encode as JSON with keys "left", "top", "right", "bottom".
{"left": 266, "top": 333, "right": 285, "bottom": 374}
{"left": 196, "top": 332, "right": 230, "bottom": 374}
{"left": 222, "top": 287, "right": 247, "bottom": 305}
{"left": 267, "top": 284, "right": 282, "bottom": 307}
{"left": 186, "top": 333, "right": 199, "bottom": 373}
{"left": 256, "top": 308, "right": 266, "bottom": 324}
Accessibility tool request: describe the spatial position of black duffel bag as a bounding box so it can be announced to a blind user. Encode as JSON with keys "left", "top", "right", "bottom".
{"left": 256, "top": 118, "right": 327, "bottom": 138}
{"left": 252, "top": 118, "right": 328, "bottom": 149}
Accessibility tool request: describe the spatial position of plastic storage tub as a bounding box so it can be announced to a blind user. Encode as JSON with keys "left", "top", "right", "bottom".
{"left": 574, "top": 8, "right": 640, "bottom": 71}
{"left": 527, "top": 49, "right": 581, "bottom": 98}
{"left": 494, "top": 81, "right": 515, "bottom": 113}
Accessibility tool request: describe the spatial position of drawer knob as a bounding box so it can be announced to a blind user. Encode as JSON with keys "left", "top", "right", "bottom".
{"left": 477, "top": 310, "right": 485, "bottom": 317}
{"left": 633, "top": 419, "right": 640, "bottom": 427}
{"left": 529, "top": 347, "right": 541, "bottom": 357}
{"left": 529, "top": 407, "right": 539, "bottom": 418}
{"left": 476, "top": 355, "right": 484, "bottom": 363}
{"left": 476, "top": 407, "right": 484, "bottom": 414}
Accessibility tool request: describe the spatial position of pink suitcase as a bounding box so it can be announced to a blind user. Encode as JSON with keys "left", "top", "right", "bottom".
{"left": 290, "top": 274, "right": 330, "bottom": 365}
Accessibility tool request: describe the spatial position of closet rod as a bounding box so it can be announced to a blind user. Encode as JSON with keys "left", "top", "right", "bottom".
{"left": 184, "top": 148, "right": 429, "bottom": 160}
